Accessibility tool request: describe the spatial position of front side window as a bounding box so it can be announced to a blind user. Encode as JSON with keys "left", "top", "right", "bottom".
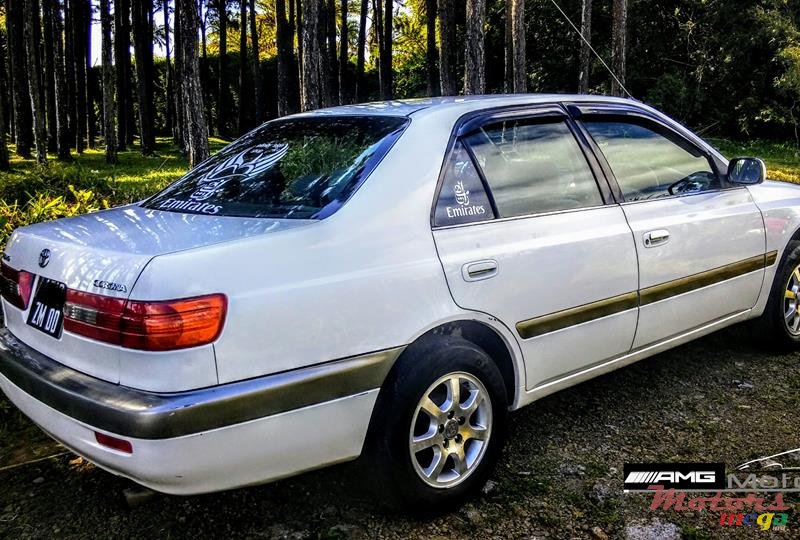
{"left": 583, "top": 120, "right": 721, "bottom": 201}
{"left": 465, "top": 119, "right": 603, "bottom": 218}
{"left": 146, "top": 115, "right": 408, "bottom": 219}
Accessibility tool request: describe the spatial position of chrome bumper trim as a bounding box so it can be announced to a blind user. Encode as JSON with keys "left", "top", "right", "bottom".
{"left": 0, "top": 327, "right": 402, "bottom": 439}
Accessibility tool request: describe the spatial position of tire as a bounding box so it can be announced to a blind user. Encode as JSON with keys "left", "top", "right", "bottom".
{"left": 754, "top": 240, "right": 800, "bottom": 349}
{"left": 362, "top": 336, "right": 508, "bottom": 513}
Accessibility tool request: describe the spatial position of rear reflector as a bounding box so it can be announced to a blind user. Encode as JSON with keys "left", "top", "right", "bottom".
{"left": 64, "top": 291, "right": 227, "bottom": 351}
{"left": 94, "top": 431, "right": 133, "bottom": 454}
{"left": 0, "top": 262, "right": 34, "bottom": 310}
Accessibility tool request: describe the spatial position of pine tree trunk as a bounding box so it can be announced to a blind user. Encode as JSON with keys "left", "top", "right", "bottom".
{"left": 99, "top": 0, "right": 117, "bottom": 163}
{"left": 326, "top": 0, "right": 338, "bottom": 105}
{"left": 296, "top": 0, "right": 304, "bottom": 88}
{"left": 373, "top": 0, "right": 382, "bottom": 93}
{"left": 115, "top": 0, "right": 131, "bottom": 150}
{"left": 42, "top": 0, "right": 58, "bottom": 153}
{"left": 300, "top": 0, "right": 321, "bottom": 111}
{"left": 23, "top": 0, "right": 47, "bottom": 165}
{"left": 174, "top": 0, "right": 187, "bottom": 151}
{"left": 237, "top": 0, "right": 248, "bottom": 133}
{"left": 84, "top": 0, "right": 96, "bottom": 149}
{"left": 276, "top": 0, "right": 292, "bottom": 116}
{"left": 464, "top": 0, "right": 485, "bottom": 94}
{"left": 51, "top": 0, "right": 71, "bottom": 160}
{"left": 504, "top": 0, "right": 512, "bottom": 93}
{"left": 354, "top": 0, "right": 367, "bottom": 101}
{"left": 437, "top": 0, "right": 455, "bottom": 96}
{"left": 249, "top": 0, "right": 262, "bottom": 122}
{"left": 338, "top": 0, "right": 348, "bottom": 103}
{"left": 425, "top": 0, "right": 438, "bottom": 96}
{"left": 317, "top": 0, "right": 331, "bottom": 107}
{"left": 0, "top": 26, "right": 9, "bottom": 170}
{"left": 611, "top": 0, "right": 627, "bottom": 96}
{"left": 64, "top": 0, "right": 77, "bottom": 146}
{"left": 511, "top": 0, "right": 526, "bottom": 93}
{"left": 177, "top": 0, "right": 210, "bottom": 166}
{"left": 73, "top": 0, "right": 89, "bottom": 153}
{"left": 6, "top": 0, "right": 33, "bottom": 158}
{"left": 199, "top": 7, "right": 210, "bottom": 133}
{"left": 216, "top": 0, "right": 228, "bottom": 137}
{"left": 163, "top": 0, "right": 174, "bottom": 136}
{"left": 380, "top": 0, "right": 392, "bottom": 99}
{"left": 577, "top": 0, "right": 592, "bottom": 93}
{"left": 132, "top": 0, "right": 156, "bottom": 154}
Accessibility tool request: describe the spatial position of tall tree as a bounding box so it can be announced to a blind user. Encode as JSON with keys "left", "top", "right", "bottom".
{"left": 425, "top": 0, "right": 438, "bottom": 96}
{"left": 0, "top": 26, "right": 9, "bottom": 170}
{"left": 42, "top": 0, "right": 58, "bottom": 153}
{"left": 237, "top": 0, "right": 248, "bottom": 133}
{"left": 215, "top": 0, "right": 228, "bottom": 136}
{"left": 338, "top": 0, "right": 348, "bottom": 103}
{"left": 300, "top": 0, "right": 322, "bottom": 110}
{"left": 73, "top": 0, "right": 89, "bottom": 153}
{"left": 373, "top": 0, "right": 383, "bottom": 92}
{"left": 464, "top": 0, "right": 485, "bottom": 94}
{"left": 504, "top": 0, "right": 512, "bottom": 92}
{"left": 611, "top": 0, "right": 627, "bottom": 96}
{"left": 511, "top": 0, "right": 526, "bottom": 93}
{"left": 578, "top": 0, "right": 592, "bottom": 93}
{"left": 317, "top": 0, "right": 332, "bottom": 106}
{"left": 6, "top": 0, "right": 33, "bottom": 157}
{"left": 177, "top": 0, "right": 210, "bottom": 166}
{"left": 354, "top": 0, "right": 368, "bottom": 101}
{"left": 99, "top": 0, "right": 117, "bottom": 163}
{"left": 326, "top": 0, "right": 338, "bottom": 104}
{"left": 132, "top": 0, "right": 156, "bottom": 154}
{"left": 114, "top": 0, "right": 132, "bottom": 150}
{"left": 162, "top": 0, "right": 174, "bottom": 136}
{"left": 380, "top": 0, "right": 392, "bottom": 98}
{"left": 174, "top": 0, "right": 187, "bottom": 150}
{"left": 276, "top": 0, "right": 293, "bottom": 116}
{"left": 63, "top": 0, "right": 77, "bottom": 147}
{"left": 248, "top": 0, "right": 262, "bottom": 122}
{"left": 50, "top": 0, "right": 71, "bottom": 160}
{"left": 84, "top": 0, "right": 96, "bottom": 149}
{"left": 437, "top": 0, "right": 455, "bottom": 95}
{"left": 23, "top": 0, "right": 47, "bottom": 164}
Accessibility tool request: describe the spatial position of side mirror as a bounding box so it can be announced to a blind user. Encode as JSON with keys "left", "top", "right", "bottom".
{"left": 728, "top": 157, "right": 766, "bottom": 185}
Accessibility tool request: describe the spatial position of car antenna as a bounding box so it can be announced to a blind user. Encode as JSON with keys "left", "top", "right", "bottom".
{"left": 548, "top": 0, "right": 635, "bottom": 99}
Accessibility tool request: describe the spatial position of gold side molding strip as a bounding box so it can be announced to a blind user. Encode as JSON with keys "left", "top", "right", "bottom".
{"left": 516, "top": 250, "right": 778, "bottom": 340}
{"left": 640, "top": 251, "right": 776, "bottom": 306}
{"left": 516, "top": 291, "right": 639, "bottom": 340}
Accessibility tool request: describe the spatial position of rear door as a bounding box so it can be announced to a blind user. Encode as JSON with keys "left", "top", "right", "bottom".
{"left": 432, "top": 107, "right": 639, "bottom": 390}
{"left": 573, "top": 105, "right": 766, "bottom": 348}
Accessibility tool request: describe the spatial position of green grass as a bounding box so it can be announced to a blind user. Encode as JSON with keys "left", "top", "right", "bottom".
{"left": 3, "top": 136, "right": 229, "bottom": 206}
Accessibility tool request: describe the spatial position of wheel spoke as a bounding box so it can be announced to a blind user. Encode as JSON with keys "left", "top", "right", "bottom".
{"left": 411, "top": 429, "right": 440, "bottom": 453}
{"left": 460, "top": 390, "right": 483, "bottom": 416}
{"left": 420, "top": 396, "right": 443, "bottom": 419}
{"left": 793, "top": 314, "right": 800, "bottom": 333}
{"left": 447, "top": 376, "right": 461, "bottom": 410}
{"left": 425, "top": 448, "right": 447, "bottom": 480}
{"left": 452, "top": 447, "right": 467, "bottom": 475}
{"left": 786, "top": 305, "right": 797, "bottom": 322}
{"left": 787, "top": 289, "right": 797, "bottom": 300}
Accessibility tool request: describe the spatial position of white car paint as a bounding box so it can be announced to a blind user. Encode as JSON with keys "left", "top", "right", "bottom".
{"left": 1, "top": 94, "right": 799, "bottom": 495}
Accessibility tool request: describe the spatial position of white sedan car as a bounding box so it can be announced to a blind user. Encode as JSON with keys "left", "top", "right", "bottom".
{"left": 0, "top": 94, "right": 795, "bottom": 510}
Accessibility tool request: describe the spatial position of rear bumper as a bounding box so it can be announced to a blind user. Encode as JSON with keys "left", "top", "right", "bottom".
{"left": 0, "top": 328, "right": 402, "bottom": 493}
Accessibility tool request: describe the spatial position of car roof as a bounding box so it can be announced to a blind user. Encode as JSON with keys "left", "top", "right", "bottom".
{"left": 297, "top": 94, "right": 641, "bottom": 119}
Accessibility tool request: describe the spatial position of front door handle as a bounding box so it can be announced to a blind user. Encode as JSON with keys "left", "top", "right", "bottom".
{"left": 462, "top": 260, "right": 499, "bottom": 282}
{"left": 643, "top": 229, "right": 670, "bottom": 248}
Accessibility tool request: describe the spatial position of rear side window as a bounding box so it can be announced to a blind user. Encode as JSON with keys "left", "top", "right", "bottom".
{"left": 434, "top": 142, "right": 496, "bottom": 227}
{"left": 465, "top": 119, "right": 603, "bottom": 218}
{"left": 146, "top": 116, "right": 408, "bottom": 219}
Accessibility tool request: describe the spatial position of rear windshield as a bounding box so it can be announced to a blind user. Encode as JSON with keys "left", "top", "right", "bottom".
{"left": 145, "top": 115, "right": 408, "bottom": 219}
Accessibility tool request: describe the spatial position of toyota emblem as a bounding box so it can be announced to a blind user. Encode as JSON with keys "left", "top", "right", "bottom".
{"left": 38, "top": 249, "right": 51, "bottom": 268}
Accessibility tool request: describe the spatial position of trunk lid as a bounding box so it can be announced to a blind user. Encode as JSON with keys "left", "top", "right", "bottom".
{"left": 2, "top": 204, "right": 313, "bottom": 384}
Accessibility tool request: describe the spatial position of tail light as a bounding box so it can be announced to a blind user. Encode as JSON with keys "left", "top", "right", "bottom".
{"left": 0, "top": 262, "right": 35, "bottom": 310}
{"left": 64, "top": 291, "right": 226, "bottom": 351}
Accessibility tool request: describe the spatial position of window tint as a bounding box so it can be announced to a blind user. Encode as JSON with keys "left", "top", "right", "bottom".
{"left": 465, "top": 119, "right": 602, "bottom": 218}
{"left": 584, "top": 120, "right": 721, "bottom": 201}
{"left": 434, "top": 142, "right": 495, "bottom": 227}
{"left": 145, "top": 116, "right": 408, "bottom": 219}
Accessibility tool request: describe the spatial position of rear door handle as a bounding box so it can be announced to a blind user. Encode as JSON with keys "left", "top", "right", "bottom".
{"left": 643, "top": 229, "right": 670, "bottom": 248}
{"left": 462, "top": 260, "right": 499, "bottom": 282}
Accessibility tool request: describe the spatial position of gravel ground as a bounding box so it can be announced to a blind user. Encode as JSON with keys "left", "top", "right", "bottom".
{"left": 1, "top": 325, "right": 799, "bottom": 539}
